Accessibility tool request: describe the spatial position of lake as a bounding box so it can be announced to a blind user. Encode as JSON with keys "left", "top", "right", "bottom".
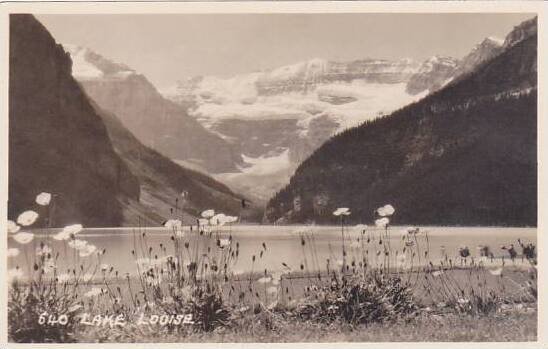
{"left": 7, "top": 225, "right": 537, "bottom": 277}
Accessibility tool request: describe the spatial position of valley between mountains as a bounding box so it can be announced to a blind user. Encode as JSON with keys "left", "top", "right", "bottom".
{"left": 9, "top": 14, "right": 537, "bottom": 227}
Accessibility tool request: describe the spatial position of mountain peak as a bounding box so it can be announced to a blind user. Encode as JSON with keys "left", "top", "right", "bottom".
{"left": 503, "top": 16, "right": 537, "bottom": 49}
{"left": 266, "top": 27, "right": 537, "bottom": 226}
{"left": 63, "top": 44, "right": 135, "bottom": 81}
{"left": 484, "top": 36, "right": 504, "bottom": 46}
{"left": 453, "top": 36, "right": 505, "bottom": 78}
{"left": 265, "top": 58, "right": 329, "bottom": 81}
{"left": 419, "top": 55, "right": 458, "bottom": 73}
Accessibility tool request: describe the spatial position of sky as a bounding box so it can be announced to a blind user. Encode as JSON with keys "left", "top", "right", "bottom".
{"left": 37, "top": 13, "right": 535, "bottom": 91}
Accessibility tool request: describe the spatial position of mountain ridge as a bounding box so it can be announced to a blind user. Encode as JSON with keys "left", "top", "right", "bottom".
{"left": 160, "top": 34, "right": 509, "bottom": 203}
{"left": 264, "top": 17, "right": 537, "bottom": 226}
{"left": 9, "top": 14, "right": 245, "bottom": 227}
{"left": 9, "top": 14, "right": 139, "bottom": 227}
{"left": 64, "top": 45, "right": 243, "bottom": 173}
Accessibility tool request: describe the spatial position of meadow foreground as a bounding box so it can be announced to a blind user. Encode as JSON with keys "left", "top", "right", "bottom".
{"left": 7, "top": 201, "right": 538, "bottom": 343}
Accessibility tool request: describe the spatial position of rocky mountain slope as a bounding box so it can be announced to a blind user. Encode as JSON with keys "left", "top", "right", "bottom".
{"left": 9, "top": 14, "right": 139, "bottom": 226}
{"left": 164, "top": 36, "right": 504, "bottom": 203}
{"left": 265, "top": 17, "right": 537, "bottom": 226}
{"left": 96, "top": 106, "right": 245, "bottom": 224}
{"left": 9, "top": 14, "right": 244, "bottom": 227}
{"left": 64, "top": 45, "right": 242, "bottom": 173}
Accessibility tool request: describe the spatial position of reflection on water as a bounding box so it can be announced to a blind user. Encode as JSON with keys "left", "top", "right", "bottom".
{"left": 7, "top": 225, "right": 536, "bottom": 276}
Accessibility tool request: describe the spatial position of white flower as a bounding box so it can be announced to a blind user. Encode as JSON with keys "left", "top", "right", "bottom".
{"left": 8, "top": 268, "right": 24, "bottom": 283}
{"left": 257, "top": 276, "right": 272, "bottom": 284}
{"left": 84, "top": 287, "right": 102, "bottom": 298}
{"left": 7, "top": 220, "right": 20, "bottom": 234}
{"left": 489, "top": 268, "right": 503, "bottom": 276}
{"left": 68, "top": 239, "right": 88, "bottom": 250}
{"left": 57, "top": 273, "right": 71, "bottom": 283}
{"left": 225, "top": 216, "right": 239, "bottom": 224}
{"left": 201, "top": 209, "right": 215, "bottom": 219}
{"left": 100, "top": 264, "right": 110, "bottom": 271}
{"left": 54, "top": 224, "right": 84, "bottom": 241}
{"left": 35, "top": 192, "right": 52, "bottom": 206}
{"left": 432, "top": 270, "right": 444, "bottom": 277}
{"left": 17, "top": 210, "right": 39, "bottom": 226}
{"left": 457, "top": 298, "right": 470, "bottom": 305}
{"left": 377, "top": 204, "right": 395, "bottom": 217}
{"left": 198, "top": 218, "right": 209, "bottom": 226}
{"left": 7, "top": 248, "right": 20, "bottom": 257}
{"left": 353, "top": 224, "right": 367, "bottom": 232}
{"left": 219, "top": 238, "right": 231, "bottom": 247}
{"left": 333, "top": 208, "right": 350, "bottom": 216}
{"left": 13, "top": 232, "right": 35, "bottom": 244}
{"left": 36, "top": 244, "right": 52, "bottom": 256}
{"left": 164, "top": 219, "right": 182, "bottom": 229}
{"left": 146, "top": 276, "right": 155, "bottom": 285}
{"left": 336, "top": 259, "right": 344, "bottom": 266}
{"left": 53, "top": 231, "right": 70, "bottom": 241}
{"left": 212, "top": 213, "right": 228, "bottom": 226}
{"left": 63, "top": 224, "right": 83, "bottom": 235}
{"left": 406, "top": 226, "right": 418, "bottom": 234}
{"left": 375, "top": 217, "right": 390, "bottom": 228}
{"left": 79, "top": 244, "right": 97, "bottom": 257}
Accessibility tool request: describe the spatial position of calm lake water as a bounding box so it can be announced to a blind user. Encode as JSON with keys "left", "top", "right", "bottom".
{"left": 8, "top": 225, "right": 536, "bottom": 276}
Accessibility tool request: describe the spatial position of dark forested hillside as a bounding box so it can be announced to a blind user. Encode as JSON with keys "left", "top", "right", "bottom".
{"left": 9, "top": 14, "right": 140, "bottom": 227}
{"left": 266, "top": 26, "right": 537, "bottom": 226}
{"left": 9, "top": 14, "right": 245, "bottom": 227}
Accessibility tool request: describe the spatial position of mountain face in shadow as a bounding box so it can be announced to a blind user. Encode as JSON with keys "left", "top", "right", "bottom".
{"left": 9, "top": 14, "right": 139, "bottom": 226}
{"left": 64, "top": 46, "right": 243, "bottom": 174}
{"left": 96, "top": 106, "right": 244, "bottom": 224}
{"left": 9, "top": 14, "right": 244, "bottom": 227}
{"left": 265, "top": 18, "right": 537, "bottom": 227}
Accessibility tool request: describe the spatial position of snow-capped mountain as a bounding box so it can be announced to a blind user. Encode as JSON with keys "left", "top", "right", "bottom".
{"left": 163, "top": 38, "right": 503, "bottom": 202}
{"left": 405, "top": 56, "right": 458, "bottom": 94}
{"left": 255, "top": 57, "right": 420, "bottom": 95}
{"left": 64, "top": 46, "right": 242, "bottom": 173}
{"left": 455, "top": 37, "right": 504, "bottom": 76}
{"left": 265, "top": 16, "right": 537, "bottom": 226}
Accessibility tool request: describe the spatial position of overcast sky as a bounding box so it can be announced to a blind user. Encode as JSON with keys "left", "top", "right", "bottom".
{"left": 37, "top": 13, "right": 534, "bottom": 90}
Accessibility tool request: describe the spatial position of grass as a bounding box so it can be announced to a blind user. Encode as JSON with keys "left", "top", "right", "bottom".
{"left": 75, "top": 312, "right": 536, "bottom": 342}
{"left": 7, "top": 201, "right": 538, "bottom": 343}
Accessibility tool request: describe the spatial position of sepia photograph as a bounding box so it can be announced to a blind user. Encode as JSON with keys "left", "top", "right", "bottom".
{"left": 2, "top": 2, "right": 545, "bottom": 345}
